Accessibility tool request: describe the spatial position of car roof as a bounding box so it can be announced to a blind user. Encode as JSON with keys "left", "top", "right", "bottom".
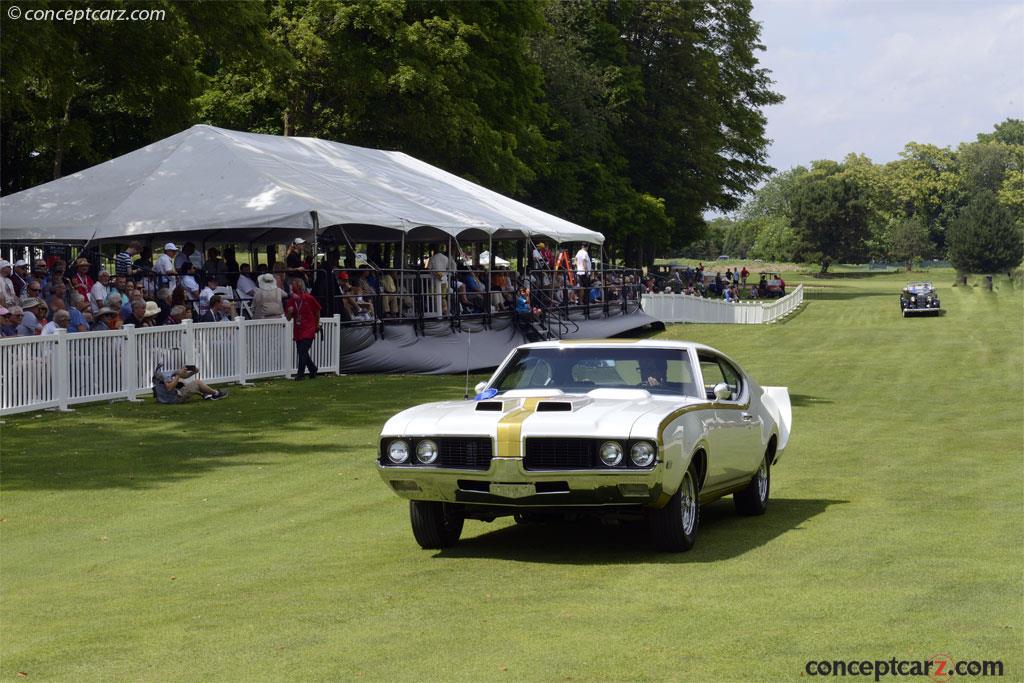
{"left": 519, "top": 339, "right": 716, "bottom": 353}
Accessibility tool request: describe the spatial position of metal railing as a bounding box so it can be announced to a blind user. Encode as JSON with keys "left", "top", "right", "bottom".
{"left": 0, "top": 315, "right": 342, "bottom": 416}
{"left": 641, "top": 284, "right": 804, "bottom": 324}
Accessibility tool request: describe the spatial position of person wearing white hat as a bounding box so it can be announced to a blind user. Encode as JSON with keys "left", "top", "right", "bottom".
{"left": 286, "top": 238, "right": 307, "bottom": 279}
{"left": 0, "top": 260, "right": 17, "bottom": 307}
{"left": 252, "top": 273, "right": 285, "bottom": 319}
{"left": 11, "top": 259, "right": 30, "bottom": 297}
{"left": 154, "top": 243, "right": 179, "bottom": 290}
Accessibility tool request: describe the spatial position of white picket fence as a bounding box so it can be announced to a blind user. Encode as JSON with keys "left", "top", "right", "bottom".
{"left": 0, "top": 315, "right": 342, "bottom": 416}
{"left": 642, "top": 284, "right": 804, "bottom": 324}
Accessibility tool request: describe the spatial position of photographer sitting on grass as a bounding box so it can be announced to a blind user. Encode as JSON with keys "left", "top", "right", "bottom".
{"left": 152, "top": 363, "right": 227, "bottom": 404}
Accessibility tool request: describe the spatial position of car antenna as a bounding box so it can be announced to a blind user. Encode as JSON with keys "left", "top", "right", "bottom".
{"left": 463, "top": 328, "right": 472, "bottom": 399}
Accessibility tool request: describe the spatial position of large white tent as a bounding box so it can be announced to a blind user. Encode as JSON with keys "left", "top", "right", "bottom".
{"left": 0, "top": 124, "right": 604, "bottom": 245}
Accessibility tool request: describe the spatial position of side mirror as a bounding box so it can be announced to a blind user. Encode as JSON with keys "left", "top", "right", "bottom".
{"left": 713, "top": 382, "right": 732, "bottom": 401}
{"left": 474, "top": 381, "right": 487, "bottom": 394}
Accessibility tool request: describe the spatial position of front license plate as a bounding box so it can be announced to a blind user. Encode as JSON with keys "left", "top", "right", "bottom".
{"left": 490, "top": 483, "right": 535, "bottom": 499}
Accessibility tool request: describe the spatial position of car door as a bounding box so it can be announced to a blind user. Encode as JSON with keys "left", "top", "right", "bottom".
{"left": 698, "top": 353, "right": 763, "bottom": 489}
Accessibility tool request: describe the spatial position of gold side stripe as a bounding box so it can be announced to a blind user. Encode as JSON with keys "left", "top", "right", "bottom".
{"left": 657, "top": 400, "right": 751, "bottom": 447}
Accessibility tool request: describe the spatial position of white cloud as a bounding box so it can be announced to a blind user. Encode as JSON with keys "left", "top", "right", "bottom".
{"left": 752, "top": 0, "right": 1024, "bottom": 172}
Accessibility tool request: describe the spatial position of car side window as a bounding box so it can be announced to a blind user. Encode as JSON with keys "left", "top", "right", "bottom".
{"left": 717, "top": 358, "right": 743, "bottom": 401}
{"left": 698, "top": 353, "right": 743, "bottom": 401}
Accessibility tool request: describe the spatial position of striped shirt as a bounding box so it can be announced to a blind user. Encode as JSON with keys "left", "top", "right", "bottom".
{"left": 115, "top": 251, "right": 133, "bottom": 277}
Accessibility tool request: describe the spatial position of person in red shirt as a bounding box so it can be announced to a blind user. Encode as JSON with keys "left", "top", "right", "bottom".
{"left": 285, "top": 277, "right": 322, "bottom": 380}
{"left": 71, "top": 257, "right": 94, "bottom": 298}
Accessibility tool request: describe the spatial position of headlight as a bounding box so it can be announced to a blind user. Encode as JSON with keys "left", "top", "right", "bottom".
{"left": 387, "top": 439, "right": 410, "bottom": 464}
{"left": 598, "top": 441, "right": 623, "bottom": 467}
{"left": 630, "top": 441, "right": 656, "bottom": 467}
{"left": 416, "top": 439, "right": 439, "bottom": 464}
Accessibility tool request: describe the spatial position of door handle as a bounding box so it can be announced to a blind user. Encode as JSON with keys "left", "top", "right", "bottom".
{"left": 741, "top": 413, "right": 754, "bottom": 422}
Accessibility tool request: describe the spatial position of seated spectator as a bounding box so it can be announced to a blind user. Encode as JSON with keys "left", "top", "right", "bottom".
{"left": 724, "top": 284, "right": 739, "bottom": 302}
{"left": 150, "top": 288, "right": 170, "bottom": 324}
{"left": 140, "top": 301, "right": 161, "bottom": 327}
{"left": 123, "top": 300, "right": 149, "bottom": 327}
{"left": 70, "top": 257, "right": 94, "bottom": 299}
{"left": 163, "top": 304, "right": 188, "bottom": 326}
{"left": 48, "top": 293, "right": 86, "bottom": 333}
{"left": 47, "top": 281, "right": 70, "bottom": 311}
{"left": 89, "top": 270, "right": 111, "bottom": 313}
{"left": 70, "top": 293, "right": 93, "bottom": 329}
{"left": 252, "top": 273, "right": 285, "bottom": 319}
{"left": 515, "top": 287, "right": 532, "bottom": 317}
{"left": 0, "top": 306, "right": 16, "bottom": 336}
{"left": 152, "top": 364, "right": 227, "bottom": 403}
{"left": 236, "top": 263, "right": 257, "bottom": 300}
{"left": 42, "top": 310, "right": 71, "bottom": 335}
{"left": 179, "top": 262, "right": 200, "bottom": 301}
{"left": 18, "top": 297, "right": 47, "bottom": 335}
{"left": 91, "top": 307, "right": 119, "bottom": 331}
{"left": 120, "top": 288, "right": 145, "bottom": 320}
{"left": 199, "top": 295, "right": 231, "bottom": 322}
{"left": 110, "top": 274, "right": 129, "bottom": 302}
{"left": 22, "top": 278, "right": 44, "bottom": 303}
{"left": 198, "top": 275, "right": 218, "bottom": 315}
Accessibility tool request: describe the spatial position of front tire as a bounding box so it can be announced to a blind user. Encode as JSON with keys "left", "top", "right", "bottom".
{"left": 649, "top": 463, "right": 700, "bottom": 552}
{"left": 734, "top": 453, "right": 770, "bottom": 516}
{"left": 410, "top": 500, "right": 464, "bottom": 549}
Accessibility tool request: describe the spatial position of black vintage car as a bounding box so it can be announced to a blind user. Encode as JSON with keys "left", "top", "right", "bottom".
{"left": 899, "top": 282, "right": 943, "bottom": 316}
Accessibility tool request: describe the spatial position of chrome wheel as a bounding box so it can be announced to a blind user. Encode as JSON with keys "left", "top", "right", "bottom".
{"left": 680, "top": 471, "right": 697, "bottom": 535}
{"left": 756, "top": 459, "right": 768, "bottom": 502}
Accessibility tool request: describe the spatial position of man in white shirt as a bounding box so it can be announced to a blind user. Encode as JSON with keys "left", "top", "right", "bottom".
{"left": 198, "top": 275, "right": 218, "bottom": 316}
{"left": 0, "top": 261, "right": 17, "bottom": 307}
{"left": 235, "top": 264, "right": 257, "bottom": 300}
{"left": 574, "top": 244, "right": 592, "bottom": 291}
{"left": 154, "top": 243, "right": 178, "bottom": 290}
{"left": 427, "top": 246, "right": 451, "bottom": 314}
{"left": 89, "top": 271, "right": 110, "bottom": 314}
{"left": 175, "top": 241, "right": 204, "bottom": 271}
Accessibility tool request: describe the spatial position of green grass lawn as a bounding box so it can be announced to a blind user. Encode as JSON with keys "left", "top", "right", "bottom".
{"left": 2, "top": 270, "right": 1021, "bottom": 681}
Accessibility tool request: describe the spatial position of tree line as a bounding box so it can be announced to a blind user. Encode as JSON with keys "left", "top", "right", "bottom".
{"left": 1, "top": 0, "right": 781, "bottom": 267}
{"left": 689, "top": 119, "right": 1024, "bottom": 276}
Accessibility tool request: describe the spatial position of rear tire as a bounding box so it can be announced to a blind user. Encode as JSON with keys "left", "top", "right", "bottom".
{"left": 734, "top": 453, "right": 770, "bottom": 516}
{"left": 649, "top": 463, "right": 700, "bottom": 552}
{"left": 410, "top": 500, "right": 464, "bottom": 549}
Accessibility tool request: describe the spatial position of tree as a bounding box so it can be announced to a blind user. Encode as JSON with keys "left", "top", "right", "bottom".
{"left": 886, "top": 216, "right": 931, "bottom": 270}
{"left": 881, "top": 142, "right": 958, "bottom": 252}
{"left": 749, "top": 216, "right": 796, "bottom": 262}
{"left": 788, "top": 161, "right": 871, "bottom": 272}
{"left": 976, "top": 118, "right": 1024, "bottom": 146}
{"left": 947, "top": 191, "right": 1024, "bottom": 276}
{"left": 198, "top": 0, "right": 550, "bottom": 197}
{"left": 0, "top": 1, "right": 276, "bottom": 195}
{"left": 618, "top": 0, "right": 783, "bottom": 248}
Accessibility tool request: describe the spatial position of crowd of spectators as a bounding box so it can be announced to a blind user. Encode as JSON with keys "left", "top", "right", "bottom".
{"left": 641, "top": 263, "right": 786, "bottom": 301}
{"left": 1, "top": 239, "right": 649, "bottom": 337}
{"left": 0, "top": 240, "right": 301, "bottom": 338}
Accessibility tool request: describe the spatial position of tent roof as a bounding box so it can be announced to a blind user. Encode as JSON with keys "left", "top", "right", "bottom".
{"left": 0, "top": 124, "right": 604, "bottom": 245}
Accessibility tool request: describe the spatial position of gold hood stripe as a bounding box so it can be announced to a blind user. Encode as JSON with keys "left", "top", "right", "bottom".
{"left": 495, "top": 397, "right": 549, "bottom": 457}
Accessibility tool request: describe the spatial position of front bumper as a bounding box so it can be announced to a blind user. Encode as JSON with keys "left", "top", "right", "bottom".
{"left": 377, "top": 457, "right": 667, "bottom": 508}
{"left": 902, "top": 306, "right": 943, "bottom": 316}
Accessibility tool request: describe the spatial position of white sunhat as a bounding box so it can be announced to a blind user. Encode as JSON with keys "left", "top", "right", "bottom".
{"left": 14, "top": 259, "right": 28, "bottom": 267}
{"left": 164, "top": 242, "right": 179, "bottom": 251}
{"left": 0, "top": 260, "right": 11, "bottom": 270}
{"left": 293, "top": 237, "right": 306, "bottom": 245}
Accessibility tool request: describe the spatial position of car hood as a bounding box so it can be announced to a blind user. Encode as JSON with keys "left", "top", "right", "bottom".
{"left": 381, "top": 389, "right": 703, "bottom": 441}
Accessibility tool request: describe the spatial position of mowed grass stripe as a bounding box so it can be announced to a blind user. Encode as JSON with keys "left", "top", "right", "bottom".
{"left": 1, "top": 269, "right": 1021, "bottom": 681}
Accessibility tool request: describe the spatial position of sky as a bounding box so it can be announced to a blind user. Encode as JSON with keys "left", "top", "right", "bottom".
{"left": 750, "top": 0, "right": 1024, "bottom": 174}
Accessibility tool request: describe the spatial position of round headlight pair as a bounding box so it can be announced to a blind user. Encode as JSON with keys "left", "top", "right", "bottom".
{"left": 386, "top": 439, "right": 439, "bottom": 465}
{"left": 598, "top": 441, "right": 656, "bottom": 468}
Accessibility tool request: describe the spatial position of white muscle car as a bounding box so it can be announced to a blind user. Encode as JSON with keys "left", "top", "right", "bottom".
{"left": 377, "top": 340, "right": 792, "bottom": 552}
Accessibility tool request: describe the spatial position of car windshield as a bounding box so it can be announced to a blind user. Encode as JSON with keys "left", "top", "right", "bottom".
{"left": 490, "top": 347, "right": 700, "bottom": 397}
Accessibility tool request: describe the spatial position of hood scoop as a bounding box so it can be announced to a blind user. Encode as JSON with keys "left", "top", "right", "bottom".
{"left": 535, "top": 397, "right": 594, "bottom": 413}
{"left": 476, "top": 401, "right": 504, "bottom": 412}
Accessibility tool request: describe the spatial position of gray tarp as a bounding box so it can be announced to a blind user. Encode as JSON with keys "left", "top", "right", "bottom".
{"left": 337, "top": 311, "right": 661, "bottom": 374}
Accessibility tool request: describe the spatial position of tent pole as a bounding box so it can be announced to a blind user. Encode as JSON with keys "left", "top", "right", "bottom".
{"left": 311, "top": 210, "right": 319, "bottom": 270}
